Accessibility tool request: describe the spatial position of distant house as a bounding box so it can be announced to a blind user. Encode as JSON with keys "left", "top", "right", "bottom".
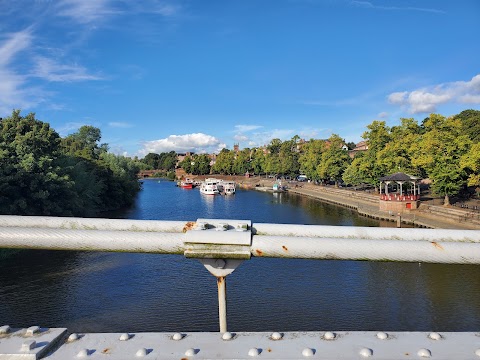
{"left": 348, "top": 141, "right": 368, "bottom": 158}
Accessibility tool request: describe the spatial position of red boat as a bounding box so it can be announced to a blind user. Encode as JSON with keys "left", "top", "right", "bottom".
{"left": 180, "top": 179, "right": 193, "bottom": 189}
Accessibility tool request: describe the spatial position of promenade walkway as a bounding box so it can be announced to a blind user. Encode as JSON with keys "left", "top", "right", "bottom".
{"left": 288, "top": 184, "right": 480, "bottom": 230}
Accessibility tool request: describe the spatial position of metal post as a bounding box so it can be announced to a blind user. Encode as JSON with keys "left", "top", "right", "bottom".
{"left": 217, "top": 276, "right": 227, "bottom": 333}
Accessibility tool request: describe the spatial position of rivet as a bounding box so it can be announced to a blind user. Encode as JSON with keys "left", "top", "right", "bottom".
{"left": 21, "top": 340, "right": 36, "bottom": 352}
{"left": 68, "top": 333, "right": 80, "bottom": 342}
{"left": 77, "top": 349, "right": 89, "bottom": 358}
{"left": 428, "top": 332, "right": 441, "bottom": 340}
{"left": 119, "top": 333, "right": 130, "bottom": 341}
{"left": 136, "top": 348, "right": 147, "bottom": 357}
{"left": 359, "top": 348, "right": 373, "bottom": 357}
{"left": 216, "top": 223, "right": 228, "bottom": 231}
{"left": 417, "top": 348, "right": 431, "bottom": 358}
{"left": 302, "top": 348, "right": 314, "bottom": 357}
{"left": 196, "top": 222, "right": 207, "bottom": 230}
{"left": 0, "top": 325, "right": 10, "bottom": 334}
{"left": 185, "top": 348, "right": 196, "bottom": 356}
{"left": 475, "top": 349, "right": 480, "bottom": 357}
{"left": 271, "top": 332, "right": 283, "bottom": 340}
{"left": 323, "top": 331, "right": 336, "bottom": 340}
{"left": 248, "top": 348, "right": 260, "bottom": 357}
{"left": 236, "top": 223, "right": 248, "bottom": 232}
{"left": 376, "top": 332, "right": 388, "bottom": 340}
{"left": 222, "top": 332, "right": 233, "bottom": 340}
{"left": 214, "top": 259, "right": 226, "bottom": 269}
{"left": 26, "top": 326, "right": 40, "bottom": 336}
{"left": 173, "top": 333, "right": 183, "bottom": 341}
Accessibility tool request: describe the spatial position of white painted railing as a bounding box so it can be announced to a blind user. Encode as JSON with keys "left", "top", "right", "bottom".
{"left": 0, "top": 215, "right": 479, "bottom": 263}
{"left": 1, "top": 215, "right": 480, "bottom": 358}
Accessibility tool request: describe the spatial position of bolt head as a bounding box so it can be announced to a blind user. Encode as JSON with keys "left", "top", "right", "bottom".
{"left": 21, "top": 340, "right": 36, "bottom": 352}
{"left": 0, "top": 325, "right": 10, "bottom": 334}
{"left": 77, "top": 349, "right": 89, "bottom": 358}
{"left": 248, "top": 348, "right": 260, "bottom": 357}
{"left": 68, "top": 333, "right": 80, "bottom": 342}
{"left": 428, "top": 332, "right": 441, "bottom": 340}
{"left": 119, "top": 333, "right": 130, "bottom": 341}
{"left": 359, "top": 348, "right": 373, "bottom": 357}
{"left": 26, "top": 326, "right": 40, "bottom": 336}
{"left": 302, "top": 348, "right": 314, "bottom": 357}
{"left": 417, "top": 348, "right": 432, "bottom": 358}
{"left": 376, "top": 332, "right": 388, "bottom": 340}
{"left": 271, "top": 332, "right": 283, "bottom": 340}
{"left": 172, "top": 333, "right": 183, "bottom": 341}
{"left": 185, "top": 348, "right": 196, "bottom": 356}
{"left": 323, "top": 331, "right": 336, "bottom": 340}
{"left": 136, "top": 348, "right": 148, "bottom": 357}
{"left": 222, "top": 332, "right": 233, "bottom": 340}
{"left": 475, "top": 349, "right": 480, "bottom": 357}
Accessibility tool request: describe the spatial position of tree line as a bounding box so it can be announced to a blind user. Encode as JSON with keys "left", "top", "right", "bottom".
{"left": 0, "top": 110, "right": 143, "bottom": 216}
{"left": 144, "top": 109, "right": 478, "bottom": 205}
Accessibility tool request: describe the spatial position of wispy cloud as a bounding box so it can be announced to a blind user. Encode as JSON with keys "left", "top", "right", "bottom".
{"left": 138, "top": 133, "right": 226, "bottom": 156}
{"left": 32, "top": 56, "right": 103, "bottom": 82}
{"left": 109, "top": 122, "right": 134, "bottom": 128}
{"left": 234, "top": 124, "right": 263, "bottom": 132}
{"left": 388, "top": 74, "right": 480, "bottom": 113}
{"left": 377, "top": 111, "right": 388, "bottom": 118}
{"left": 0, "top": 29, "right": 45, "bottom": 114}
{"left": 350, "top": 1, "right": 445, "bottom": 14}
{"left": 55, "top": 0, "right": 181, "bottom": 25}
{"left": 56, "top": 0, "right": 120, "bottom": 24}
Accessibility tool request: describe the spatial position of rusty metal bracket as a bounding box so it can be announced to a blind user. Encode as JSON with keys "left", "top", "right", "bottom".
{"left": 184, "top": 218, "right": 252, "bottom": 260}
{"left": 184, "top": 219, "right": 252, "bottom": 333}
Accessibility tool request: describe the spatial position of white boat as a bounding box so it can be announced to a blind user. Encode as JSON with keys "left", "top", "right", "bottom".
{"left": 200, "top": 178, "right": 220, "bottom": 195}
{"left": 219, "top": 180, "right": 236, "bottom": 195}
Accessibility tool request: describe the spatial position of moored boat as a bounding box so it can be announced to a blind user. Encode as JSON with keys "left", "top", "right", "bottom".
{"left": 219, "top": 180, "right": 236, "bottom": 195}
{"left": 200, "top": 178, "right": 220, "bottom": 195}
{"left": 180, "top": 178, "right": 194, "bottom": 189}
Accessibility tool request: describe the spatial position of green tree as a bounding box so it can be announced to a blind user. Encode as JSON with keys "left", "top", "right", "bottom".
{"left": 0, "top": 110, "right": 72, "bottom": 215}
{"left": 454, "top": 109, "right": 480, "bottom": 143}
{"left": 460, "top": 142, "right": 480, "bottom": 188}
{"left": 299, "top": 139, "right": 325, "bottom": 181}
{"left": 212, "top": 149, "right": 234, "bottom": 174}
{"left": 412, "top": 114, "right": 471, "bottom": 205}
{"left": 316, "top": 134, "right": 350, "bottom": 186}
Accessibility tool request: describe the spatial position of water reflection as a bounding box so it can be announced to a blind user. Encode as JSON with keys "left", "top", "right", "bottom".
{"left": 0, "top": 179, "right": 478, "bottom": 333}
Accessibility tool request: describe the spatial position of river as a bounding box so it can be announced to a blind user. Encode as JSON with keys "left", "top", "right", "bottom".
{"left": 1, "top": 179, "right": 479, "bottom": 333}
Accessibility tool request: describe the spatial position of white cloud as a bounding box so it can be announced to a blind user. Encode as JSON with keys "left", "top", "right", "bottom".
{"left": 138, "top": 133, "right": 226, "bottom": 156}
{"left": 387, "top": 74, "right": 480, "bottom": 114}
{"left": 234, "top": 134, "right": 249, "bottom": 142}
{"left": 378, "top": 112, "right": 388, "bottom": 118}
{"left": 0, "top": 29, "right": 46, "bottom": 114}
{"left": 109, "top": 122, "right": 134, "bottom": 128}
{"left": 32, "top": 56, "right": 103, "bottom": 82}
{"left": 234, "top": 124, "right": 263, "bottom": 132}
{"left": 56, "top": 0, "right": 119, "bottom": 24}
{"left": 351, "top": 1, "right": 445, "bottom": 14}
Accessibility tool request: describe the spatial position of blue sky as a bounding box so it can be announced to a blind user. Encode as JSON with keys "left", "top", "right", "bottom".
{"left": 1, "top": 0, "right": 479, "bottom": 156}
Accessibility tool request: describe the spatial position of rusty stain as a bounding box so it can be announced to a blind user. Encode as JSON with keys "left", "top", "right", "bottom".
{"left": 267, "top": 348, "right": 272, "bottom": 352}
{"left": 183, "top": 221, "right": 196, "bottom": 233}
{"left": 255, "top": 249, "right": 263, "bottom": 256}
{"left": 217, "top": 276, "right": 225, "bottom": 285}
{"left": 181, "top": 358, "right": 188, "bottom": 360}
{"left": 282, "top": 246, "right": 288, "bottom": 251}
{"left": 431, "top": 241, "right": 444, "bottom": 251}
{"left": 102, "top": 348, "right": 111, "bottom": 354}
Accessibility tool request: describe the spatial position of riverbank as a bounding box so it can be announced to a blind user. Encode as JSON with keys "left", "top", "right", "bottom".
{"left": 179, "top": 174, "right": 480, "bottom": 229}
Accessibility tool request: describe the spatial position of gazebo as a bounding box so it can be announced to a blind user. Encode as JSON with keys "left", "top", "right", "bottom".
{"left": 379, "top": 172, "right": 421, "bottom": 212}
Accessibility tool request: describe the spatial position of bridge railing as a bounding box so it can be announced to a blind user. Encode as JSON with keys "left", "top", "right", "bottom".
{"left": 1, "top": 215, "right": 480, "bottom": 359}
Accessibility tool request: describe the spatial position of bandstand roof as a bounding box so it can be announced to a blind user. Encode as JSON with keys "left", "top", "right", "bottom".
{"left": 380, "top": 172, "right": 419, "bottom": 182}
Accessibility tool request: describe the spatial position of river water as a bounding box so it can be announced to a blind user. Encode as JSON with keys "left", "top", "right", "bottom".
{"left": 1, "top": 179, "right": 479, "bottom": 333}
